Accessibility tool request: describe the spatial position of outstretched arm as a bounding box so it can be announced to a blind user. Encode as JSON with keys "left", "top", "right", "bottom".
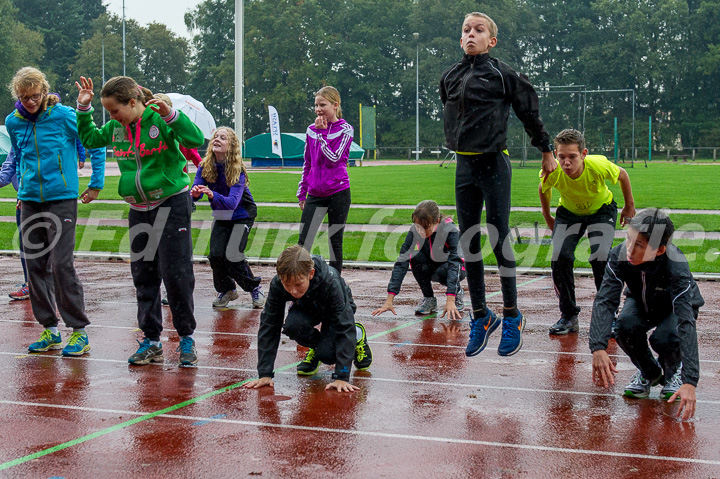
{"left": 617, "top": 167, "right": 635, "bottom": 227}
{"left": 539, "top": 183, "right": 554, "bottom": 231}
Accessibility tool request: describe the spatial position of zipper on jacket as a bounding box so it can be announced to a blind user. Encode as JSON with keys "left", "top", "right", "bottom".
{"left": 129, "top": 120, "right": 150, "bottom": 207}
{"left": 57, "top": 154, "right": 68, "bottom": 188}
{"left": 456, "top": 56, "right": 477, "bottom": 147}
{"left": 641, "top": 271, "right": 648, "bottom": 313}
{"left": 33, "top": 125, "right": 44, "bottom": 202}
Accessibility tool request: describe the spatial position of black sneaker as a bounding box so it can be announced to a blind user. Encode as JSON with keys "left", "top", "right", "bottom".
{"left": 354, "top": 323, "right": 373, "bottom": 370}
{"left": 128, "top": 338, "right": 164, "bottom": 365}
{"left": 548, "top": 315, "right": 579, "bottom": 335}
{"left": 177, "top": 336, "right": 198, "bottom": 366}
{"left": 297, "top": 348, "right": 320, "bottom": 375}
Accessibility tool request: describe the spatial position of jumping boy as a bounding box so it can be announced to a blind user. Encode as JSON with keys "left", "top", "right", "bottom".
{"left": 244, "top": 246, "right": 372, "bottom": 392}
{"left": 589, "top": 209, "right": 702, "bottom": 421}
{"left": 440, "top": 12, "right": 556, "bottom": 357}
{"left": 539, "top": 129, "right": 635, "bottom": 334}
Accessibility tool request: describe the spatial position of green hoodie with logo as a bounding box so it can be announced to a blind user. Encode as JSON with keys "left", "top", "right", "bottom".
{"left": 76, "top": 106, "right": 204, "bottom": 207}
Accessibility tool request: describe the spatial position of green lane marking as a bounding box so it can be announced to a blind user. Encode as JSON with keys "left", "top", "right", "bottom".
{"left": 1, "top": 275, "right": 547, "bottom": 471}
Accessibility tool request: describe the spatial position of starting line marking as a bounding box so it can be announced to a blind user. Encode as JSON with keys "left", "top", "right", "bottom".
{"left": 0, "top": 399, "right": 719, "bottom": 467}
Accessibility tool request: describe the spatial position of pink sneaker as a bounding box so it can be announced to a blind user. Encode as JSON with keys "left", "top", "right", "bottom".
{"left": 9, "top": 283, "right": 29, "bottom": 300}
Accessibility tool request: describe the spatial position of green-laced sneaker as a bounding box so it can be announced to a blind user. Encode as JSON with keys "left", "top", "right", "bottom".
{"left": 28, "top": 329, "right": 63, "bottom": 353}
{"left": 354, "top": 323, "right": 373, "bottom": 370}
{"left": 128, "top": 338, "right": 164, "bottom": 365}
{"left": 61, "top": 332, "right": 90, "bottom": 357}
{"left": 297, "top": 348, "right": 320, "bottom": 375}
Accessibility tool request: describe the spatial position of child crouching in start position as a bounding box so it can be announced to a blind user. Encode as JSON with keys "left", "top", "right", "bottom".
{"left": 245, "top": 246, "right": 372, "bottom": 392}
{"left": 372, "top": 200, "right": 466, "bottom": 319}
{"left": 589, "top": 209, "right": 703, "bottom": 420}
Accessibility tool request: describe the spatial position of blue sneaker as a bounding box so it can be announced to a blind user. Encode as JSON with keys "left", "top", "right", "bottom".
{"left": 61, "top": 331, "right": 91, "bottom": 356}
{"left": 28, "top": 329, "right": 63, "bottom": 352}
{"left": 177, "top": 336, "right": 198, "bottom": 366}
{"left": 465, "top": 309, "right": 500, "bottom": 357}
{"left": 498, "top": 312, "right": 525, "bottom": 357}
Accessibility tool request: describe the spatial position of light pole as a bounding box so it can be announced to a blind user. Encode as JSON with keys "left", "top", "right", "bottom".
{"left": 413, "top": 32, "right": 419, "bottom": 161}
{"left": 102, "top": 25, "right": 111, "bottom": 124}
{"left": 122, "top": 0, "right": 126, "bottom": 76}
{"left": 235, "top": 0, "right": 244, "bottom": 144}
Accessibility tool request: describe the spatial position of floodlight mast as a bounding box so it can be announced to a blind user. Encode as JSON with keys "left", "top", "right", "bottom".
{"left": 235, "top": 0, "right": 244, "bottom": 145}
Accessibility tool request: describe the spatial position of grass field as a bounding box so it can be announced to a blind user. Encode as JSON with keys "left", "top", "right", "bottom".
{"left": 2, "top": 162, "right": 720, "bottom": 272}
{"left": 3, "top": 163, "right": 720, "bottom": 209}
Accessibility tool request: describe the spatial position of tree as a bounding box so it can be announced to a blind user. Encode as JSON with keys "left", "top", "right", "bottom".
{"left": 0, "top": 0, "right": 44, "bottom": 118}
{"left": 138, "top": 23, "right": 190, "bottom": 94}
{"left": 11, "top": 0, "right": 105, "bottom": 102}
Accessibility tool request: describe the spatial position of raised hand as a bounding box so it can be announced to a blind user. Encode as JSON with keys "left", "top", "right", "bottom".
{"left": 314, "top": 115, "right": 328, "bottom": 130}
{"left": 75, "top": 77, "right": 95, "bottom": 105}
{"left": 145, "top": 98, "right": 171, "bottom": 117}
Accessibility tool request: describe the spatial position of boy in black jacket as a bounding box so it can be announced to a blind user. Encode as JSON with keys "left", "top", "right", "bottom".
{"left": 590, "top": 209, "right": 702, "bottom": 420}
{"left": 440, "top": 12, "right": 556, "bottom": 357}
{"left": 244, "top": 245, "right": 372, "bottom": 392}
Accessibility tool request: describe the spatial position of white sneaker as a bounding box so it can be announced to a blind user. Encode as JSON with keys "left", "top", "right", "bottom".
{"left": 251, "top": 286, "right": 265, "bottom": 309}
{"left": 660, "top": 366, "right": 683, "bottom": 400}
{"left": 212, "top": 290, "right": 239, "bottom": 308}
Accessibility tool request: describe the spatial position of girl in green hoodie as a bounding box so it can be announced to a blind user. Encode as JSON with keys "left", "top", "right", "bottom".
{"left": 76, "top": 75, "right": 204, "bottom": 367}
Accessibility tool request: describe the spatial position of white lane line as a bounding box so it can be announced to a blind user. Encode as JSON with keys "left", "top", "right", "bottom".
{"left": 1, "top": 322, "right": 719, "bottom": 364}
{"left": 1, "top": 351, "right": 718, "bottom": 404}
{"left": 1, "top": 399, "right": 719, "bottom": 466}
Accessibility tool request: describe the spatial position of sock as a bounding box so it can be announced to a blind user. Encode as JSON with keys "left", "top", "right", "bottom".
{"left": 503, "top": 306, "right": 520, "bottom": 318}
{"left": 473, "top": 307, "right": 489, "bottom": 318}
{"left": 47, "top": 327, "right": 59, "bottom": 335}
{"left": 355, "top": 325, "right": 363, "bottom": 342}
{"left": 149, "top": 340, "right": 161, "bottom": 347}
{"left": 73, "top": 328, "right": 86, "bottom": 336}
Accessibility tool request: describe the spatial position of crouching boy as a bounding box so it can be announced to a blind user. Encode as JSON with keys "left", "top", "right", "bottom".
{"left": 589, "top": 209, "right": 703, "bottom": 420}
{"left": 245, "top": 245, "right": 372, "bottom": 392}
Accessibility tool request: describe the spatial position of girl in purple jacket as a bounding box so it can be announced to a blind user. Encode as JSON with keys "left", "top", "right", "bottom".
{"left": 296, "top": 86, "right": 353, "bottom": 274}
{"left": 191, "top": 127, "right": 264, "bottom": 309}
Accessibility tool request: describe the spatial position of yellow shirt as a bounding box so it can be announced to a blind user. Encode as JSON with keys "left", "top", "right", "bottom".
{"left": 540, "top": 155, "right": 620, "bottom": 216}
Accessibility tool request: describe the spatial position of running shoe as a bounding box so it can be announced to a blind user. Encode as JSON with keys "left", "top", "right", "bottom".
{"left": 465, "top": 309, "right": 500, "bottom": 357}
{"left": 61, "top": 332, "right": 91, "bottom": 357}
{"left": 28, "top": 329, "right": 62, "bottom": 352}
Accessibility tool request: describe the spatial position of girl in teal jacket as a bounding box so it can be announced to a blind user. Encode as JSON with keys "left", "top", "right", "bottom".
{"left": 5, "top": 67, "right": 105, "bottom": 357}
{"left": 76, "top": 75, "right": 205, "bottom": 368}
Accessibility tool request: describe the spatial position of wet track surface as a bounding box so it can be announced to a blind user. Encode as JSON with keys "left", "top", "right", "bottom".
{"left": 0, "top": 257, "right": 719, "bottom": 478}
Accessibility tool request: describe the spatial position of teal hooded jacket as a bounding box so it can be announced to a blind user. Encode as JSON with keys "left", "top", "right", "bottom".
{"left": 5, "top": 103, "right": 105, "bottom": 202}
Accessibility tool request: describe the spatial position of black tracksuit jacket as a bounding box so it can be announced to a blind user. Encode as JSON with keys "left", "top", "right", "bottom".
{"left": 589, "top": 243, "right": 703, "bottom": 386}
{"left": 440, "top": 52, "right": 553, "bottom": 154}
{"left": 387, "top": 219, "right": 463, "bottom": 296}
{"left": 256, "top": 256, "right": 356, "bottom": 381}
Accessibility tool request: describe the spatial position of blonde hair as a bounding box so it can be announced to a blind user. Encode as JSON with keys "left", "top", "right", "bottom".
{"left": 464, "top": 12, "right": 498, "bottom": 39}
{"left": 199, "top": 127, "right": 248, "bottom": 187}
{"left": 315, "top": 86, "right": 343, "bottom": 119}
{"left": 154, "top": 93, "right": 173, "bottom": 107}
{"left": 276, "top": 245, "right": 314, "bottom": 281}
{"left": 7, "top": 66, "right": 58, "bottom": 110}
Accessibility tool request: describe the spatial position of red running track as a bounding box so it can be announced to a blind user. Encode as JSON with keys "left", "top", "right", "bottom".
{"left": 0, "top": 257, "right": 719, "bottom": 478}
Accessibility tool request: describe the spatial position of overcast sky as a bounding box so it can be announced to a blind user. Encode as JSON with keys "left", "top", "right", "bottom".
{"left": 105, "top": 0, "right": 205, "bottom": 40}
